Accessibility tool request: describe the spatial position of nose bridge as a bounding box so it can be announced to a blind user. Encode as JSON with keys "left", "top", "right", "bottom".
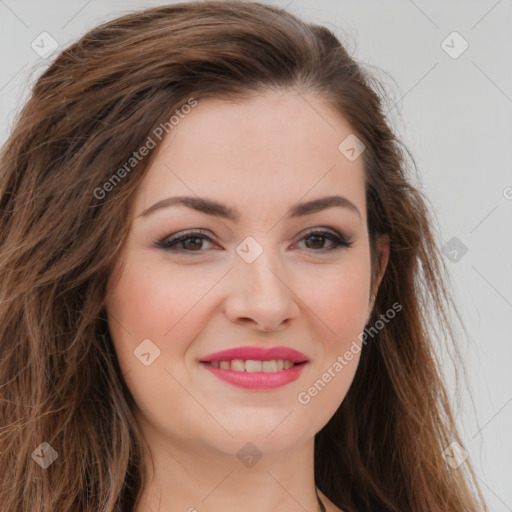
{"left": 242, "top": 247, "right": 283, "bottom": 292}
{"left": 237, "top": 238, "right": 288, "bottom": 299}
{"left": 225, "top": 236, "right": 299, "bottom": 329}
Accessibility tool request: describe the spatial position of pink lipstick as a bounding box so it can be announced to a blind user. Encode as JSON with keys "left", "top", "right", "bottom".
{"left": 199, "top": 346, "right": 309, "bottom": 390}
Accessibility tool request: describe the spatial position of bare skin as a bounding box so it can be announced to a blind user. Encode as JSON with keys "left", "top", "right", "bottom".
{"left": 106, "top": 89, "right": 388, "bottom": 512}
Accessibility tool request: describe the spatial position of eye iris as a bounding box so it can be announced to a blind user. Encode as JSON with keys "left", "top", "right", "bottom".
{"left": 183, "top": 237, "right": 203, "bottom": 250}
{"left": 305, "top": 234, "right": 326, "bottom": 250}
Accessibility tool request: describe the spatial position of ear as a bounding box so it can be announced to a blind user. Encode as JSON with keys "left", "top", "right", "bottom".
{"left": 365, "top": 234, "right": 390, "bottom": 324}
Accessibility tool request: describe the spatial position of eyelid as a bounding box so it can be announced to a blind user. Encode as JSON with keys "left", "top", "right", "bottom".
{"left": 298, "top": 225, "right": 346, "bottom": 239}
{"left": 294, "top": 226, "right": 352, "bottom": 250}
{"left": 155, "top": 228, "right": 216, "bottom": 250}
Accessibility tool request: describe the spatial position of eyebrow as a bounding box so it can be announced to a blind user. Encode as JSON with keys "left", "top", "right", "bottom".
{"left": 137, "top": 194, "right": 362, "bottom": 221}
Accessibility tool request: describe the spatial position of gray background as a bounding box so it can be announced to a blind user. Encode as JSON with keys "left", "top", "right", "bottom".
{"left": 1, "top": 0, "right": 510, "bottom": 509}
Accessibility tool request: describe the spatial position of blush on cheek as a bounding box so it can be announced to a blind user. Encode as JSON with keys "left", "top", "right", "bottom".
{"left": 298, "top": 272, "right": 371, "bottom": 346}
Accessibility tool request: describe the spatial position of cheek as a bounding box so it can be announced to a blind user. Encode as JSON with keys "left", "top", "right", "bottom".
{"left": 293, "top": 253, "right": 372, "bottom": 348}
{"left": 105, "top": 254, "right": 226, "bottom": 367}
{"left": 105, "top": 257, "right": 216, "bottom": 429}
{"left": 109, "top": 252, "right": 196, "bottom": 331}
{"left": 292, "top": 254, "right": 371, "bottom": 424}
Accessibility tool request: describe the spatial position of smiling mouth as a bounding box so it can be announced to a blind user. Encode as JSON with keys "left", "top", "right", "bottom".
{"left": 201, "top": 359, "right": 307, "bottom": 372}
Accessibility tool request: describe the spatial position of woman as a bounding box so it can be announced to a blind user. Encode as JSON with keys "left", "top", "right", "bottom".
{"left": 0, "top": 1, "right": 487, "bottom": 511}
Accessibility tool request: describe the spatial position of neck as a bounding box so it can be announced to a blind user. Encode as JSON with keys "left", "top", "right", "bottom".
{"left": 134, "top": 420, "right": 324, "bottom": 512}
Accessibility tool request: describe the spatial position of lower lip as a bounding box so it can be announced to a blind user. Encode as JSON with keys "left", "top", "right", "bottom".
{"left": 201, "top": 362, "right": 307, "bottom": 390}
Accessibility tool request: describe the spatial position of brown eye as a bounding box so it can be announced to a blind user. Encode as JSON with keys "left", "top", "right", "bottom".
{"left": 181, "top": 236, "right": 205, "bottom": 251}
{"left": 304, "top": 234, "right": 330, "bottom": 250}
{"left": 156, "top": 230, "right": 215, "bottom": 252}
{"left": 296, "top": 229, "right": 352, "bottom": 252}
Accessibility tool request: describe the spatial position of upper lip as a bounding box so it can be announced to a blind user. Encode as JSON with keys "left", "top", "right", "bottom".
{"left": 199, "top": 346, "right": 309, "bottom": 363}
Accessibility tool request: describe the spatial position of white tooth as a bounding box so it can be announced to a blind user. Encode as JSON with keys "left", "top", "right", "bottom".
{"left": 231, "top": 359, "right": 245, "bottom": 371}
{"left": 245, "top": 360, "right": 262, "bottom": 372}
{"left": 262, "top": 360, "right": 278, "bottom": 372}
{"left": 215, "top": 359, "right": 295, "bottom": 372}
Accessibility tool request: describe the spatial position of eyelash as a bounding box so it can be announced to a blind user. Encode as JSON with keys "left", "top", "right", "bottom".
{"left": 155, "top": 227, "right": 352, "bottom": 254}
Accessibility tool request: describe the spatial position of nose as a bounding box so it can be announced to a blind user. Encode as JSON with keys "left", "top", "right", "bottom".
{"left": 223, "top": 247, "right": 300, "bottom": 331}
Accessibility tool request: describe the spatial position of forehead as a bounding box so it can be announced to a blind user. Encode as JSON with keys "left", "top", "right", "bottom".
{"left": 132, "top": 90, "right": 366, "bottom": 221}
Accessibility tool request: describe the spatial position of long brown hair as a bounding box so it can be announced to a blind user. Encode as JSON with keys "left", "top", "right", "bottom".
{"left": 0, "top": 2, "right": 486, "bottom": 510}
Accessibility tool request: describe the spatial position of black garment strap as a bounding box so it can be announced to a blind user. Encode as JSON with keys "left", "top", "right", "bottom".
{"left": 316, "top": 487, "right": 327, "bottom": 512}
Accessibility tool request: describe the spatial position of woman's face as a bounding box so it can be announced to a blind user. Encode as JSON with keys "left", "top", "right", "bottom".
{"left": 106, "top": 90, "right": 387, "bottom": 457}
